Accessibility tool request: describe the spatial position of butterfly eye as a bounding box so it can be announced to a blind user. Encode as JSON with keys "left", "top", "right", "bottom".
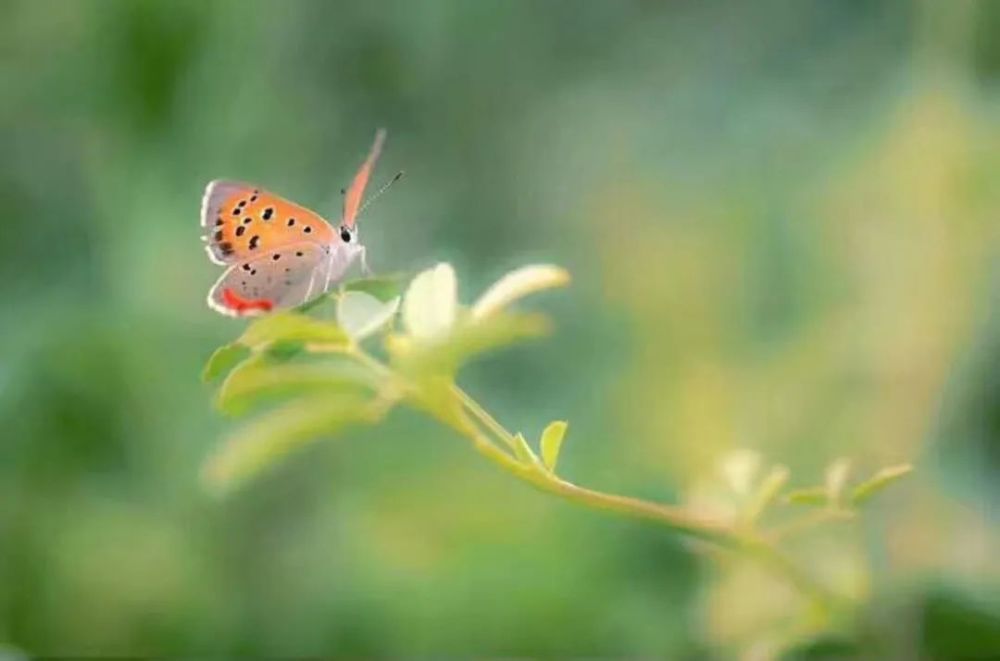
{"left": 340, "top": 228, "right": 352, "bottom": 243}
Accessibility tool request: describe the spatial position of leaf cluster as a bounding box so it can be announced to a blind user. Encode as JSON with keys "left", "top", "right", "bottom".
{"left": 202, "top": 264, "right": 570, "bottom": 492}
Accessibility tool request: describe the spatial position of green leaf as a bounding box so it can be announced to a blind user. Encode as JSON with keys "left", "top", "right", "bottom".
{"left": 402, "top": 263, "right": 457, "bottom": 340}
{"left": 239, "top": 312, "right": 349, "bottom": 350}
{"left": 265, "top": 339, "right": 307, "bottom": 361}
{"left": 216, "top": 356, "right": 378, "bottom": 417}
{"left": 391, "top": 311, "right": 551, "bottom": 377}
{"left": 202, "top": 342, "right": 251, "bottom": 383}
{"left": 540, "top": 420, "right": 568, "bottom": 472}
{"left": 202, "top": 393, "right": 372, "bottom": 494}
{"left": 345, "top": 273, "right": 409, "bottom": 302}
{"left": 472, "top": 264, "right": 571, "bottom": 320}
{"left": 850, "top": 464, "right": 913, "bottom": 506}
{"left": 786, "top": 487, "right": 828, "bottom": 506}
{"left": 512, "top": 432, "right": 539, "bottom": 465}
{"left": 337, "top": 291, "right": 400, "bottom": 341}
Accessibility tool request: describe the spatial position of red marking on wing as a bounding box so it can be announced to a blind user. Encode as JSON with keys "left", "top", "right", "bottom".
{"left": 342, "top": 129, "right": 386, "bottom": 228}
{"left": 222, "top": 288, "right": 274, "bottom": 314}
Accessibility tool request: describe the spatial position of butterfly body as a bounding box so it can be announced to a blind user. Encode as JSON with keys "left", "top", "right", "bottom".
{"left": 201, "top": 130, "right": 385, "bottom": 317}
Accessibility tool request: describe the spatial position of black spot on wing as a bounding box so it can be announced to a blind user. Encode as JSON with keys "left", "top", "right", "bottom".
{"left": 249, "top": 235, "right": 260, "bottom": 250}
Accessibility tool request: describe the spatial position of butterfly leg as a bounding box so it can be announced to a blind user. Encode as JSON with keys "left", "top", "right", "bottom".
{"left": 303, "top": 262, "right": 319, "bottom": 303}
{"left": 359, "top": 246, "right": 372, "bottom": 276}
{"left": 323, "top": 250, "right": 336, "bottom": 294}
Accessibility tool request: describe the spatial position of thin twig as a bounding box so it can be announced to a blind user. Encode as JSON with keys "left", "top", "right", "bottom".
{"left": 348, "top": 345, "right": 842, "bottom": 611}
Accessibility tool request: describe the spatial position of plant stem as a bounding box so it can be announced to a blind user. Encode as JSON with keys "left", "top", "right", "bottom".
{"left": 767, "top": 507, "right": 857, "bottom": 542}
{"left": 451, "top": 385, "right": 520, "bottom": 452}
{"left": 355, "top": 347, "right": 842, "bottom": 611}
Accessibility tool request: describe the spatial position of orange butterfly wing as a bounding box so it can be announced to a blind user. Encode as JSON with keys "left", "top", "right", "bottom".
{"left": 200, "top": 181, "right": 336, "bottom": 264}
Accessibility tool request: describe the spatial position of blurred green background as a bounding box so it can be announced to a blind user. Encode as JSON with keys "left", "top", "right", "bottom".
{"left": 2, "top": 0, "right": 998, "bottom": 656}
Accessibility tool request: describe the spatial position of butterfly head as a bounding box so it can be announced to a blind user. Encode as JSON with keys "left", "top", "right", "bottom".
{"left": 338, "top": 222, "right": 360, "bottom": 247}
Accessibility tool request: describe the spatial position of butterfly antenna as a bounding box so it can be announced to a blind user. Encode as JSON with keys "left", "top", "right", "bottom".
{"left": 358, "top": 171, "right": 404, "bottom": 216}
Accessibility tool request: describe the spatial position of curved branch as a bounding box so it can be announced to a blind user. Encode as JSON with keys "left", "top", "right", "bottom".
{"left": 454, "top": 395, "right": 841, "bottom": 609}
{"left": 352, "top": 347, "right": 843, "bottom": 611}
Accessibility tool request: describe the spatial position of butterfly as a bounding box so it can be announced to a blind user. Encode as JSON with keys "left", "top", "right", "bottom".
{"left": 201, "top": 129, "right": 393, "bottom": 317}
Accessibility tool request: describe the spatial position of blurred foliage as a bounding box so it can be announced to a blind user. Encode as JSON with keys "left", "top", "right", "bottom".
{"left": 200, "top": 264, "right": 915, "bottom": 643}
{"left": 1, "top": 0, "right": 998, "bottom": 657}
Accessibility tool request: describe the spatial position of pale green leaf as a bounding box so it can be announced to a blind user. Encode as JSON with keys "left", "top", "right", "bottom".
{"left": 540, "top": 420, "right": 568, "bottom": 472}
{"left": 202, "top": 342, "right": 250, "bottom": 383}
{"left": 472, "top": 264, "right": 570, "bottom": 320}
{"left": 216, "top": 357, "right": 377, "bottom": 417}
{"left": 402, "top": 263, "right": 457, "bottom": 340}
{"left": 202, "top": 393, "right": 372, "bottom": 494}
{"left": 239, "top": 312, "right": 349, "bottom": 350}
{"left": 850, "top": 464, "right": 914, "bottom": 506}
{"left": 721, "top": 449, "right": 762, "bottom": 496}
{"left": 785, "top": 487, "right": 828, "bottom": 506}
{"left": 337, "top": 291, "right": 400, "bottom": 341}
